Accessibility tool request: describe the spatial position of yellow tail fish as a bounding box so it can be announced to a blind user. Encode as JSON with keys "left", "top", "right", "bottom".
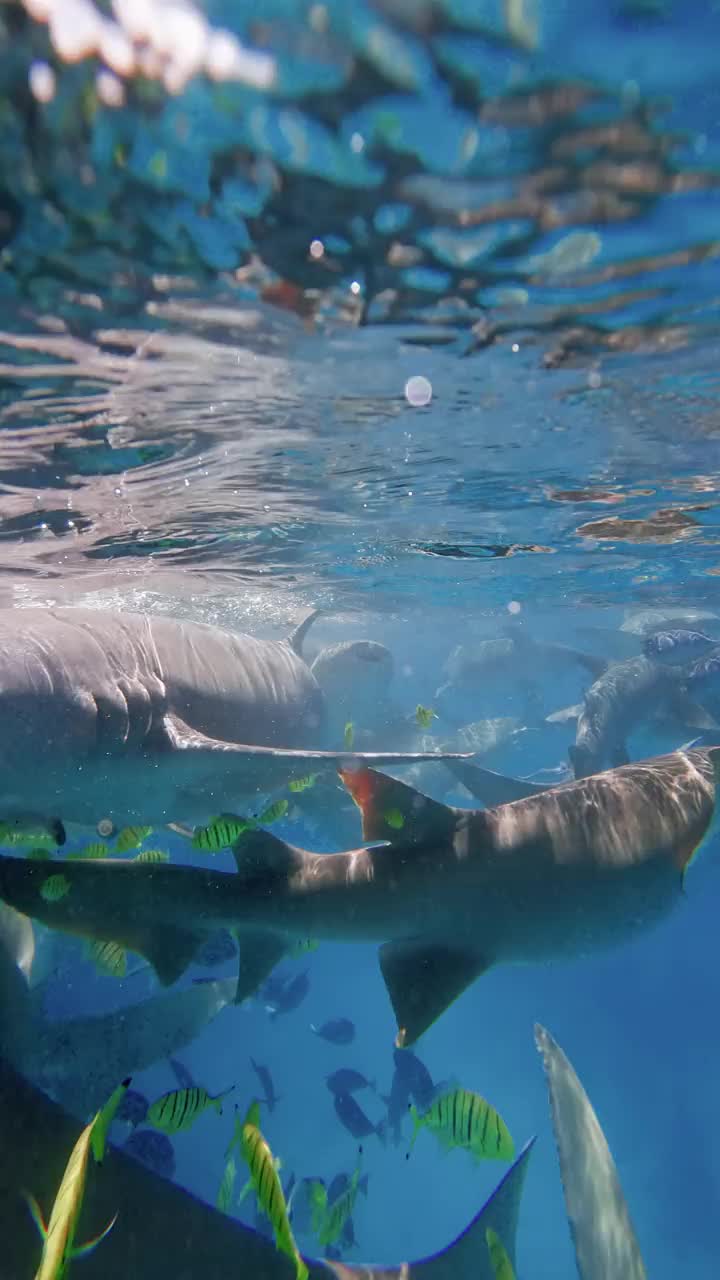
{"left": 148, "top": 1083, "right": 234, "bottom": 1135}
{"left": 25, "top": 1077, "right": 130, "bottom": 1280}
{"left": 409, "top": 1087, "right": 514, "bottom": 1162}
{"left": 238, "top": 1100, "right": 308, "bottom": 1280}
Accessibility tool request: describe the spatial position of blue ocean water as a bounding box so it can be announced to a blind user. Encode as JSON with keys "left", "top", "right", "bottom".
{"left": 1, "top": 0, "right": 720, "bottom": 1276}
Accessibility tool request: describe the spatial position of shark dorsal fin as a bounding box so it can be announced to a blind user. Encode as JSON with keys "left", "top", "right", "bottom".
{"left": 287, "top": 608, "right": 322, "bottom": 657}
{"left": 231, "top": 830, "right": 299, "bottom": 879}
{"left": 338, "top": 767, "right": 457, "bottom": 844}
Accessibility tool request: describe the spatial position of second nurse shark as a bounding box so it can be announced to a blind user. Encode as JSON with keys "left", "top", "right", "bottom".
{"left": 0, "top": 743, "right": 717, "bottom": 1047}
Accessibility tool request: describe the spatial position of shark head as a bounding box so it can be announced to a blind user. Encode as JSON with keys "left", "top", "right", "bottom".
{"left": 311, "top": 641, "right": 395, "bottom": 736}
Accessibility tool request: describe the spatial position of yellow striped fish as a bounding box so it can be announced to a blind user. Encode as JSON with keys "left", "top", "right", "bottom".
{"left": 192, "top": 814, "right": 256, "bottom": 852}
{"left": 87, "top": 939, "right": 127, "bottom": 978}
{"left": 415, "top": 704, "right": 437, "bottom": 729}
{"left": 288, "top": 774, "right": 318, "bottom": 793}
{"left": 409, "top": 1087, "right": 514, "bottom": 1162}
{"left": 237, "top": 1100, "right": 308, "bottom": 1280}
{"left": 25, "top": 1077, "right": 130, "bottom": 1280}
{"left": 343, "top": 721, "right": 355, "bottom": 749}
{"left": 216, "top": 1153, "right": 237, "bottom": 1214}
{"left": 383, "top": 808, "right": 405, "bottom": 830}
{"left": 133, "top": 848, "right": 169, "bottom": 864}
{"left": 77, "top": 843, "right": 110, "bottom": 860}
{"left": 115, "top": 826, "right": 152, "bottom": 853}
{"left": 315, "top": 1162, "right": 365, "bottom": 1248}
{"left": 148, "top": 1083, "right": 234, "bottom": 1134}
{"left": 39, "top": 875, "right": 70, "bottom": 904}
{"left": 258, "top": 799, "right": 288, "bottom": 825}
{"left": 486, "top": 1227, "right": 516, "bottom": 1279}
{"left": 0, "top": 816, "right": 65, "bottom": 850}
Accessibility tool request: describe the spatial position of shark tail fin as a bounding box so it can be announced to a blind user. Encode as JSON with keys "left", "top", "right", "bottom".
{"left": 338, "top": 767, "right": 457, "bottom": 844}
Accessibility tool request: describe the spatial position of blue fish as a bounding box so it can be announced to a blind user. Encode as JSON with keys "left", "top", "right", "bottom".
{"left": 326, "top": 1068, "right": 375, "bottom": 1096}
{"left": 262, "top": 969, "right": 310, "bottom": 1018}
{"left": 250, "top": 1057, "right": 281, "bottom": 1111}
{"left": 116, "top": 1088, "right": 149, "bottom": 1128}
{"left": 312, "top": 1017, "right": 355, "bottom": 1045}
{"left": 334, "top": 1092, "right": 385, "bottom": 1143}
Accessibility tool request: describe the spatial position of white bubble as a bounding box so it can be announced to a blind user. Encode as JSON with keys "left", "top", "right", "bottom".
{"left": 511, "top": 343, "right": 519, "bottom": 353}
{"left": 588, "top": 370, "right": 602, "bottom": 389}
{"left": 350, "top": 132, "right": 365, "bottom": 153}
{"left": 507, "top": 600, "right": 522, "bottom": 614}
{"left": 29, "top": 60, "right": 56, "bottom": 102}
{"left": 309, "top": 239, "right": 324, "bottom": 260}
{"left": 404, "top": 375, "right": 432, "bottom": 408}
{"left": 350, "top": 281, "right": 361, "bottom": 296}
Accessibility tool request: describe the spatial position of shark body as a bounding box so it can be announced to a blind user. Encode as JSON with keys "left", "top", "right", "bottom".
{"left": 0, "top": 748, "right": 716, "bottom": 1045}
{"left": 0, "top": 607, "right": 462, "bottom": 828}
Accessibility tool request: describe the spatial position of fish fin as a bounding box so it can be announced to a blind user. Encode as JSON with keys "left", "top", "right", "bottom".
{"left": 546, "top": 703, "right": 584, "bottom": 725}
{"left": 338, "top": 767, "right": 457, "bottom": 844}
{"left": 166, "top": 821, "right": 193, "bottom": 839}
{"left": 444, "top": 759, "right": 549, "bottom": 806}
{"left": 287, "top": 608, "right": 322, "bottom": 657}
{"left": 244, "top": 1099, "right": 261, "bottom": 1127}
{"left": 72, "top": 1213, "right": 118, "bottom": 1258}
{"left": 234, "top": 928, "right": 290, "bottom": 1005}
{"left": 91, "top": 1077, "right": 132, "bottom": 1163}
{"left": 133, "top": 924, "right": 208, "bottom": 987}
{"left": 24, "top": 1191, "right": 47, "bottom": 1239}
{"left": 237, "top": 1175, "right": 252, "bottom": 1206}
{"left": 162, "top": 714, "right": 469, "bottom": 768}
{"left": 379, "top": 939, "right": 492, "bottom": 1047}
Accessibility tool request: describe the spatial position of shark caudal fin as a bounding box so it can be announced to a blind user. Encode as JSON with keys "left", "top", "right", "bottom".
{"left": 444, "top": 759, "right": 550, "bottom": 806}
{"left": 380, "top": 938, "right": 492, "bottom": 1048}
{"left": 0, "top": 855, "right": 210, "bottom": 989}
{"left": 535, "top": 1024, "right": 647, "bottom": 1280}
{"left": 338, "top": 766, "right": 458, "bottom": 844}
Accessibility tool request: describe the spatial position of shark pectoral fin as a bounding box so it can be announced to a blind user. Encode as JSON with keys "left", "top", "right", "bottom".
{"left": 379, "top": 940, "right": 492, "bottom": 1047}
{"left": 338, "top": 767, "right": 457, "bottom": 844}
{"left": 444, "top": 759, "right": 549, "bottom": 806}
{"left": 234, "top": 929, "right": 289, "bottom": 1005}
{"left": 546, "top": 703, "right": 583, "bottom": 725}
{"left": 72, "top": 1212, "right": 119, "bottom": 1258}
{"left": 130, "top": 924, "right": 208, "bottom": 987}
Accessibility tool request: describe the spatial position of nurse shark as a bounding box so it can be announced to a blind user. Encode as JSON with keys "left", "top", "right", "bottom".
{"left": 0, "top": 747, "right": 716, "bottom": 1045}
{"left": 0, "top": 607, "right": 464, "bottom": 829}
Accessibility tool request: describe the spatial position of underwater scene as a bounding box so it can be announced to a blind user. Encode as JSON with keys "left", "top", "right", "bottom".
{"left": 1, "top": 0, "right": 720, "bottom": 1276}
